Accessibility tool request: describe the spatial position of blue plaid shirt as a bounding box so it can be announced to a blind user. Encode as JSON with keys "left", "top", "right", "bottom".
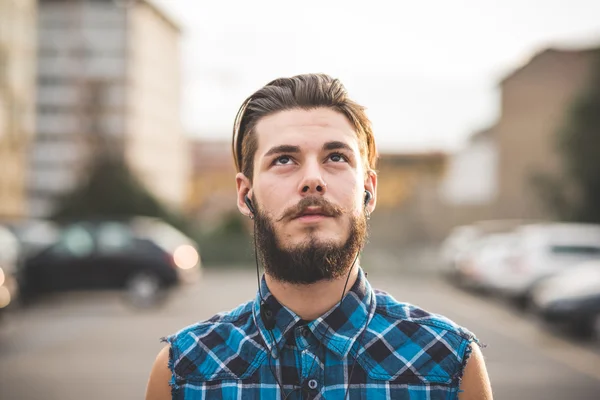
{"left": 162, "top": 268, "right": 478, "bottom": 399}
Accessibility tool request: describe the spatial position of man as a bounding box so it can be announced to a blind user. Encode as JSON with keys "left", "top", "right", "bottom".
{"left": 146, "top": 74, "right": 493, "bottom": 399}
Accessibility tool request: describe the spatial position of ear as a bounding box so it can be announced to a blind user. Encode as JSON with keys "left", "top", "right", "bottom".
{"left": 364, "top": 170, "right": 377, "bottom": 214}
{"left": 236, "top": 173, "right": 253, "bottom": 216}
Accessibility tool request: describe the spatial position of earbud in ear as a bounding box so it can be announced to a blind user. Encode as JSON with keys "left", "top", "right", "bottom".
{"left": 364, "top": 190, "right": 372, "bottom": 207}
{"left": 244, "top": 195, "right": 256, "bottom": 215}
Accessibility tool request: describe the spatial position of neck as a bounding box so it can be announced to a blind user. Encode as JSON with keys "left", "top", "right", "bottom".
{"left": 265, "top": 264, "right": 360, "bottom": 321}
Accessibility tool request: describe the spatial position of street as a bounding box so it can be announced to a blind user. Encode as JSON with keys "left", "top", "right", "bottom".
{"left": 1, "top": 268, "right": 599, "bottom": 400}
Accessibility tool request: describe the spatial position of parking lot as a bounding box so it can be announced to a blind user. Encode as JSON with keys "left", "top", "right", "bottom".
{"left": 1, "top": 268, "right": 599, "bottom": 400}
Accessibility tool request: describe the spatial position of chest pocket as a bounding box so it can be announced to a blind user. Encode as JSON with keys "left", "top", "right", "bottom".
{"left": 352, "top": 324, "right": 465, "bottom": 386}
{"left": 170, "top": 323, "right": 268, "bottom": 385}
{"left": 174, "top": 348, "right": 266, "bottom": 383}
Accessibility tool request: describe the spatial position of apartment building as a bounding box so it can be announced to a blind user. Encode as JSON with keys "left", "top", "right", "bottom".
{"left": 31, "top": 0, "right": 189, "bottom": 217}
{"left": 0, "top": 0, "right": 37, "bottom": 220}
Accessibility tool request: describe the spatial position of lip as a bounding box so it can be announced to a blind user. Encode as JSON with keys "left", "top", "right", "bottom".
{"left": 294, "top": 214, "right": 330, "bottom": 223}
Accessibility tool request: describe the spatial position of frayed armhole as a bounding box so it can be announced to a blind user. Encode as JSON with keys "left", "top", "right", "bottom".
{"left": 160, "top": 336, "right": 180, "bottom": 399}
{"left": 454, "top": 337, "right": 485, "bottom": 398}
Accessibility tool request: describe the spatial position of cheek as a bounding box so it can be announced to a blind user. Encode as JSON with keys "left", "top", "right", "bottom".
{"left": 335, "top": 180, "right": 364, "bottom": 213}
{"left": 254, "top": 180, "right": 290, "bottom": 216}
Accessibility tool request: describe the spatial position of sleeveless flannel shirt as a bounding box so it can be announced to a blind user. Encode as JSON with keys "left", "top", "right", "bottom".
{"left": 162, "top": 268, "right": 479, "bottom": 399}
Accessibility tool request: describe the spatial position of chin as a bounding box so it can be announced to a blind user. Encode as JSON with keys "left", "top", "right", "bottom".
{"left": 285, "top": 230, "right": 345, "bottom": 249}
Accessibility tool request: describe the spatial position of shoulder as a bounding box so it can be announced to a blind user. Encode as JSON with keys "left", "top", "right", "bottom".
{"left": 145, "top": 346, "right": 172, "bottom": 400}
{"left": 356, "top": 289, "right": 479, "bottom": 385}
{"left": 161, "top": 300, "right": 266, "bottom": 383}
{"left": 373, "top": 289, "right": 475, "bottom": 340}
{"left": 458, "top": 343, "right": 493, "bottom": 399}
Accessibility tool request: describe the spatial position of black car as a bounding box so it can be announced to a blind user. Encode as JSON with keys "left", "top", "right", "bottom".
{"left": 19, "top": 218, "right": 201, "bottom": 307}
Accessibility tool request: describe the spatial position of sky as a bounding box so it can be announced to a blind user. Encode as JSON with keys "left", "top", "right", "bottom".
{"left": 153, "top": 0, "right": 600, "bottom": 152}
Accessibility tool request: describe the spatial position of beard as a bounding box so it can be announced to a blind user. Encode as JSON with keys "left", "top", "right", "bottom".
{"left": 253, "top": 197, "right": 368, "bottom": 285}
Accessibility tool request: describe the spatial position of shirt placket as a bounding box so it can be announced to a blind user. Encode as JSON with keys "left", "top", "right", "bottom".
{"left": 296, "top": 325, "right": 324, "bottom": 400}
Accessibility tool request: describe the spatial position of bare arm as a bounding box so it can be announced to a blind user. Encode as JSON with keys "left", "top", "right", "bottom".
{"left": 458, "top": 343, "right": 493, "bottom": 400}
{"left": 145, "top": 345, "right": 173, "bottom": 400}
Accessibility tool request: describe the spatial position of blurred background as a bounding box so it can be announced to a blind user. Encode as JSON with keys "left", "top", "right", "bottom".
{"left": 1, "top": 0, "right": 600, "bottom": 399}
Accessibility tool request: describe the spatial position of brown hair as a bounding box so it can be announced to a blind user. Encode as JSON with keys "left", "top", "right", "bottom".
{"left": 232, "top": 73, "right": 378, "bottom": 181}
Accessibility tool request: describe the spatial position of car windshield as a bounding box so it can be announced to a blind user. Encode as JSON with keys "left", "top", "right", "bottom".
{"left": 53, "top": 225, "right": 95, "bottom": 258}
{"left": 549, "top": 245, "right": 600, "bottom": 256}
{"left": 130, "top": 218, "right": 191, "bottom": 252}
{"left": 97, "top": 223, "right": 134, "bottom": 254}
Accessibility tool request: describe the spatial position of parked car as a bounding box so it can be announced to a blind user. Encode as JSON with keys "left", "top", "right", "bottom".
{"left": 439, "top": 225, "right": 482, "bottom": 278}
{"left": 495, "top": 223, "right": 600, "bottom": 308}
{"left": 20, "top": 218, "right": 201, "bottom": 307}
{"left": 454, "top": 232, "right": 517, "bottom": 291}
{"left": 531, "top": 260, "right": 600, "bottom": 338}
{"left": 0, "top": 225, "right": 21, "bottom": 313}
{"left": 440, "top": 220, "right": 525, "bottom": 280}
{"left": 7, "top": 219, "right": 60, "bottom": 258}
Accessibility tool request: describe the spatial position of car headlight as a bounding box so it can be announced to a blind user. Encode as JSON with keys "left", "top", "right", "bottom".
{"left": 0, "top": 286, "right": 10, "bottom": 308}
{"left": 173, "top": 245, "right": 199, "bottom": 270}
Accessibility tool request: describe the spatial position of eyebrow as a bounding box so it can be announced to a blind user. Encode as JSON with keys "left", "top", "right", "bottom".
{"left": 264, "top": 144, "right": 301, "bottom": 157}
{"left": 323, "top": 141, "right": 353, "bottom": 152}
{"left": 263, "top": 141, "right": 354, "bottom": 158}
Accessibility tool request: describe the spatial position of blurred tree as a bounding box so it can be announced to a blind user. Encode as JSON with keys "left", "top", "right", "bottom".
{"left": 536, "top": 51, "right": 600, "bottom": 223}
{"left": 196, "top": 211, "right": 254, "bottom": 267}
{"left": 51, "top": 153, "right": 195, "bottom": 236}
{"left": 212, "top": 211, "right": 248, "bottom": 236}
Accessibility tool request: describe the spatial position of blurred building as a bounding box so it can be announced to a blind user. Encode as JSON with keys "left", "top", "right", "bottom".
{"left": 30, "top": 0, "right": 189, "bottom": 217}
{"left": 369, "top": 151, "right": 449, "bottom": 246}
{"left": 376, "top": 152, "right": 448, "bottom": 209}
{"left": 428, "top": 45, "right": 600, "bottom": 240}
{"left": 187, "top": 139, "right": 237, "bottom": 229}
{"left": 493, "top": 47, "right": 599, "bottom": 219}
{"left": 440, "top": 127, "right": 498, "bottom": 206}
{"left": 0, "top": 0, "right": 38, "bottom": 220}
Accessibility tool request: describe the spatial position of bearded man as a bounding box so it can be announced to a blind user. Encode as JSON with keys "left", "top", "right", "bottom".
{"left": 146, "top": 74, "right": 493, "bottom": 400}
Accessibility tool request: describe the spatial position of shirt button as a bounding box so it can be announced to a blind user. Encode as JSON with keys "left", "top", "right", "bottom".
{"left": 301, "top": 327, "right": 310, "bottom": 338}
{"left": 308, "top": 379, "right": 318, "bottom": 390}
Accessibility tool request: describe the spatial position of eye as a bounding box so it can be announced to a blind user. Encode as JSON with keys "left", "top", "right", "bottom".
{"left": 328, "top": 152, "right": 348, "bottom": 163}
{"left": 273, "top": 155, "right": 294, "bottom": 165}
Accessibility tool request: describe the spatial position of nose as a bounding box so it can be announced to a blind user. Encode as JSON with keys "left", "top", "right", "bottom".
{"left": 298, "top": 161, "right": 327, "bottom": 196}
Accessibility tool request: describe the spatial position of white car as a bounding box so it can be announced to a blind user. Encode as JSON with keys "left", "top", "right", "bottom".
{"left": 495, "top": 223, "right": 600, "bottom": 306}
{"left": 439, "top": 225, "right": 482, "bottom": 277}
{"left": 439, "top": 220, "right": 526, "bottom": 279}
{"left": 454, "top": 232, "right": 517, "bottom": 290}
{"left": 531, "top": 260, "right": 600, "bottom": 337}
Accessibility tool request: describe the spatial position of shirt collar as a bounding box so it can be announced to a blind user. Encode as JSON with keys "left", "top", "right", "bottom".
{"left": 252, "top": 267, "right": 375, "bottom": 359}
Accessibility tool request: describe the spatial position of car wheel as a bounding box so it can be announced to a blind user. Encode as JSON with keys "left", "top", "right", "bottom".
{"left": 511, "top": 293, "right": 532, "bottom": 312}
{"left": 125, "top": 272, "right": 164, "bottom": 309}
{"left": 593, "top": 314, "right": 600, "bottom": 340}
{"left": 568, "top": 316, "right": 595, "bottom": 340}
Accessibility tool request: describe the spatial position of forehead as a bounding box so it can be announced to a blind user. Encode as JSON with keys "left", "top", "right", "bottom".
{"left": 254, "top": 108, "right": 359, "bottom": 152}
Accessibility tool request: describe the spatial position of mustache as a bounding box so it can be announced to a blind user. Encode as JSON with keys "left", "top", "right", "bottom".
{"left": 276, "top": 197, "right": 344, "bottom": 222}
